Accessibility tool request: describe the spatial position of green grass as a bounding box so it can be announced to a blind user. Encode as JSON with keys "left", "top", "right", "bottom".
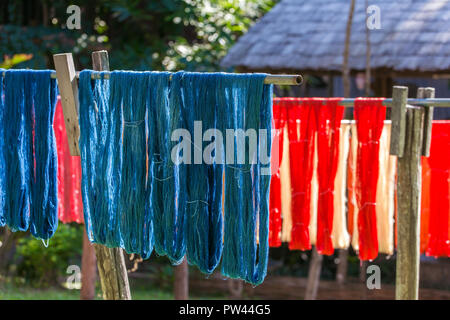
{"left": 0, "top": 282, "right": 225, "bottom": 300}
{"left": 0, "top": 284, "right": 81, "bottom": 300}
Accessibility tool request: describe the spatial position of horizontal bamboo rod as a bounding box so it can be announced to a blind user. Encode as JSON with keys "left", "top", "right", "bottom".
{"left": 84, "top": 72, "right": 302, "bottom": 85}
{"left": 339, "top": 98, "right": 450, "bottom": 107}
{"left": 277, "top": 98, "right": 450, "bottom": 107}
{"left": 1, "top": 71, "right": 302, "bottom": 86}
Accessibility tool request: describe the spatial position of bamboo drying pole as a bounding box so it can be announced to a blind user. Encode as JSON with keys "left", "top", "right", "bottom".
{"left": 339, "top": 98, "right": 449, "bottom": 107}
{"left": 1, "top": 71, "right": 303, "bottom": 86}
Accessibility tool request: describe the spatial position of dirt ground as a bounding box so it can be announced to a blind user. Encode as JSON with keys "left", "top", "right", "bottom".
{"left": 190, "top": 274, "right": 450, "bottom": 300}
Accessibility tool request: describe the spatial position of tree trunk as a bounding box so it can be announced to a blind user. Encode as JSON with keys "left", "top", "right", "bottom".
{"left": 305, "top": 246, "right": 323, "bottom": 300}
{"left": 336, "top": 249, "right": 348, "bottom": 285}
{"left": 0, "top": 229, "right": 16, "bottom": 275}
{"left": 227, "top": 279, "right": 244, "bottom": 299}
{"left": 365, "top": 0, "right": 371, "bottom": 97}
{"left": 80, "top": 229, "right": 97, "bottom": 300}
{"left": 342, "top": 0, "right": 356, "bottom": 99}
{"left": 174, "top": 257, "right": 189, "bottom": 300}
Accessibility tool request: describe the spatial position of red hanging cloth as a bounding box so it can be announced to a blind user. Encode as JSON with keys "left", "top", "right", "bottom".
{"left": 315, "top": 99, "right": 344, "bottom": 255}
{"left": 54, "top": 98, "right": 84, "bottom": 224}
{"left": 425, "top": 121, "right": 450, "bottom": 257}
{"left": 420, "top": 157, "right": 431, "bottom": 253}
{"left": 269, "top": 99, "right": 288, "bottom": 247}
{"left": 287, "top": 98, "right": 319, "bottom": 251}
{"left": 354, "top": 98, "right": 385, "bottom": 261}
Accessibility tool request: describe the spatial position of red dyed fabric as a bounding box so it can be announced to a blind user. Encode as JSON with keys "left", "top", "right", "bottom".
{"left": 420, "top": 157, "right": 431, "bottom": 253}
{"left": 269, "top": 99, "right": 288, "bottom": 247}
{"left": 354, "top": 98, "right": 385, "bottom": 260}
{"left": 314, "top": 99, "right": 344, "bottom": 255}
{"left": 424, "top": 121, "right": 450, "bottom": 257}
{"left": 54, "top": 99, "right": 84, "bottom": 224}
{"left": 287, "top": 98, "right": 319, "bottom": 251}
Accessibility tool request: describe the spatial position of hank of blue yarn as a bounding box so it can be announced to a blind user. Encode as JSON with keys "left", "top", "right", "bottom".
{"left": 156, "top": 71, "right": 187, "bottom": 264}
{"left": 1, "top": 69, "right": 59, "bottom": 240}
{"left": 112, "top": 71, "right": 153, "bottom": 259}
{"left": 0, "top": 71, "right": 5, "bottom": 227}
{"left": 78, "top": 70, "right": 273, "bottom": 285}
{"left": 178, "top": 72, "right": 224, "bottom": 274}
{"left": 147, "top": 72, "right": 179, "bottom": 261}
{"left": 219, "top": 73, "right": 273, "bottom": 286}
{"left": 253, "top": 83, "right": 273, "bottom": 285}
{"left": 29, "top": 70, "right": 59, "bottom": 240}
{"left": 79, "top": 70, "right": 119, "bottom": 246}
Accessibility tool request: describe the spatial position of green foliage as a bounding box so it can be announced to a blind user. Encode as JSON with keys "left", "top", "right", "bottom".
{"left": 161, "top": 0, "right": 276, "bottom": 71}
{"left": 0, "top": 0, "right": 277, "bottom": 71}
{"left": 0, "top": 53, "right": 33, "bottom": 69}
{"left": 14, "top": 224, "right": 83, "bottom": 287}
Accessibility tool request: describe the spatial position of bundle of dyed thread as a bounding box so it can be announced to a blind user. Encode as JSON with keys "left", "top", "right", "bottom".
{"left": 420, "top": 121, "right": 450, "bottom": 257}
{"left": 54, "top": 98, "right": 84, "bottom": 224}
{"left": 270, "top": 97, "right": 398, "bottom": 261}
{"left": 0, "top": 69, "right": 59, "bottom": 241}
{"left": 78, "top": 70, "right": 273, "bottom": 285}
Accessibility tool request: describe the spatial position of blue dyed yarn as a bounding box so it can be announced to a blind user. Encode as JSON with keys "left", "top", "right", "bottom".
{"left": 112, "top": 71, "right": 153, "bottom": 259}
{"left": 146, "top": 72, "right": 180, "bottom": 260}
{"left": 154, "top": 71, "right": 187, "bottom": 264}
{"left": 1, "top": 69, "right": 58, "bottom": 240}
{"left": 178, "top": 73, "right": 224, "bottom": 274}
{"left": 0, "top": 71, "right": 5, "bottom": 227}
{"left": 219, "top": 74, "right": 273, "bottom": 286}
{"left": 252, "top": 83, "right": 273, "bottom": 285}
{"left": 29, "top": 71, "right": 59, "bottom": 240}
{"left": 79, "top": 71, "right": 119, "bottom": 246}
{"left": 78, "top": 70, "right": 273, "bottom": 285}
{"left": 3, "top": 70, "right": 32, "bottom": 231}
{"left": 80, "top": 70, "right": 176, "bottom": 259}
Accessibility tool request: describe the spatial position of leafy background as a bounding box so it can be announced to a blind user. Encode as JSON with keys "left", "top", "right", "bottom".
{"left": 0, "top": 0, "right": 275, "bottom": 71}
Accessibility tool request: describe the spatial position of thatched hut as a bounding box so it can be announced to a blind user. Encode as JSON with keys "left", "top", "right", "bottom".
{"left": 222, "top": 0, "right": 450, "bottom": 118}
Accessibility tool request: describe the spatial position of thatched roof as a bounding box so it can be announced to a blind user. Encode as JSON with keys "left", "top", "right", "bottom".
{"left": 222, "top": 0, "right": 450, "bottom": 75}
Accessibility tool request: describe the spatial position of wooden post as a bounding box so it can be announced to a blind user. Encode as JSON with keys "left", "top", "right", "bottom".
{"left": 174, "top": 257, "right": 189, "bottom": 300}
{"left": 93, "top": 244, "right": 131, "bottom": 300}
{"left": 91, "top": 50, "right": 131, "bottom": 300}
{"left": 53, "top": 53, "right": 81, "bottom": 156}
{"left": 80, "top": 229, "right": 97, "bottom": 300}
{"left": 392, "top": 86, "right": 425, "bottom": 300}
{"left": 390, "top": 86, "right": 408, "bottom": 157}
{"left": 418, "top": 88, "right": 435, "bottom": 156}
